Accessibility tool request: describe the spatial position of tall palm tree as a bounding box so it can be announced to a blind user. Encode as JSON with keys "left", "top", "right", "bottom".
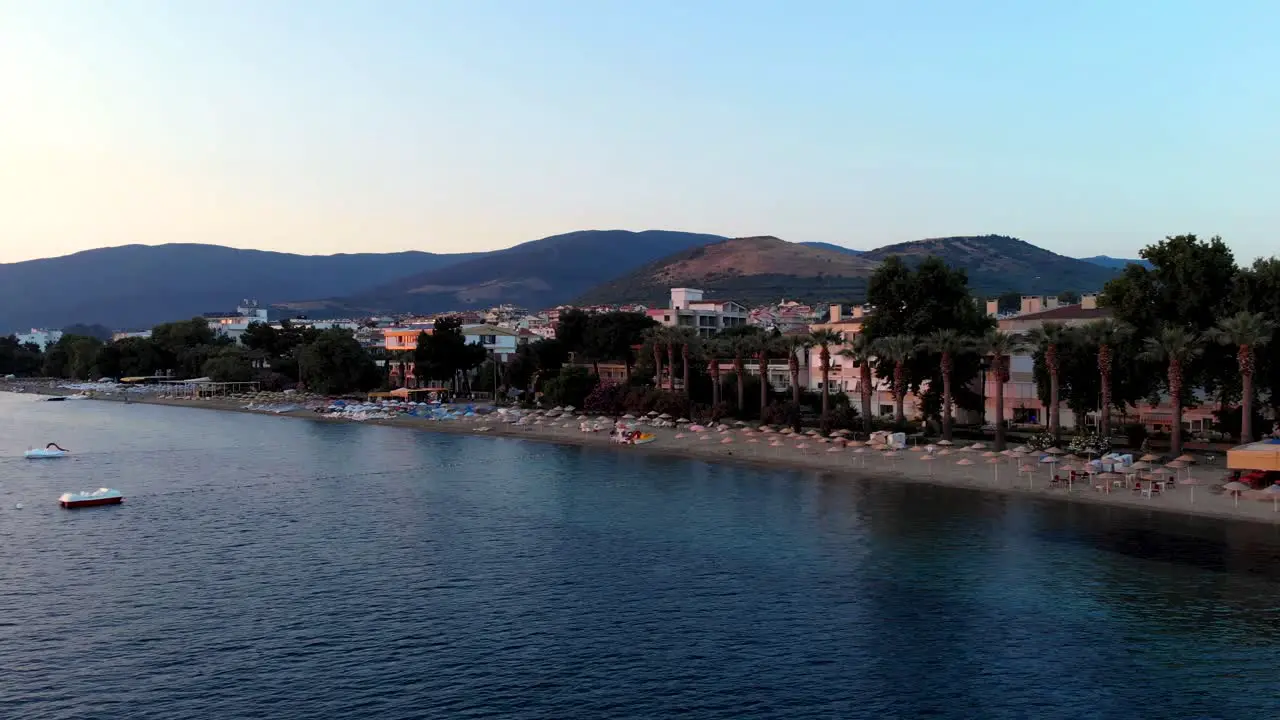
{"left": 809, "top": 329, "right": 844, "bottom": 426}
{"left": 756, "top": 334, "right": 781, "bottom": 413}
{"left": 978, "top": 330, "right": 1022, "bottom": 451}
{"left": 839, "top": 332, "right": 876, "bottom": 434}
{"left": 731, "top": 336, "right": 753, "bottom": 414}
{"left": 673, "top": 328, "right": 700, "bottom": 399}
{"left": 665, "top": 328, "right": 678, "bottom": 392}
{"left": 705, "top": 338, "right": 723, "bottom": 408}
{"left": 1140, "top": 326, "right": 1204, "bottom": 456}
{"left": 921, "top": 329, "right": 973, "bottom": 441}
{"left": 643, "top": 327, "right": 665, "bottom": 389}
{"left": 874, "top": 335, "right": 915, "bottom": 424}
{"left": 1025, "top": 322, "right": 1073, "bottom": 443}
{"left": 1081, "top": 319, "right": 1132, "bottom": 442}
{"left": 1214, "top": 311, "right": 1274, "bottom": 443}
{"left": 783, "top": 334, "right": 812, "bottom": 405}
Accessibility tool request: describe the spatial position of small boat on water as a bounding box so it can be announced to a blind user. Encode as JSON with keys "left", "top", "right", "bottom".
{"left": 59, "top": 488, "right": 123, "bottom": 509}
{"left": 45, "top": 396, "right": 67, "bottom": 402}
{"left": 24, "top": 443, "right": 69, "bottom": 459}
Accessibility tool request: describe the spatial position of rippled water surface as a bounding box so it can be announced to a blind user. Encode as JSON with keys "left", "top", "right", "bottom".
{"left": 2, "top": 393, "right": 1280, "bottom": 719}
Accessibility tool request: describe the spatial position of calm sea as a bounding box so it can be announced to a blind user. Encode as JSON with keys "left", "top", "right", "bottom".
{"left": 1, "top": 393, "right": 1278, "bottom": 719}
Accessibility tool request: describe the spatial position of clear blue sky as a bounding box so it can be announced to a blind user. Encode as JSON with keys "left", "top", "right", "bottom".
{"left": 2, "top": 0, "right": 1277, "bottom": 263}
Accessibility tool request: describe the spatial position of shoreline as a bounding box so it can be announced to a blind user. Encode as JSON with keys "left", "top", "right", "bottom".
{"left": 8, "top": 386, "right": 1277, "bottom": 528}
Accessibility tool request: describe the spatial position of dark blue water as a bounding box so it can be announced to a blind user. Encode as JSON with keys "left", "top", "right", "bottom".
{"left": 2, "top": 393, "right": 1279, "bottom": 719}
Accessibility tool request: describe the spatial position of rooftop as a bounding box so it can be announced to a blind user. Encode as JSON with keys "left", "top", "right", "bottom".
{"left": 1010, "top": 305, "right": 1111, "bottom": 322}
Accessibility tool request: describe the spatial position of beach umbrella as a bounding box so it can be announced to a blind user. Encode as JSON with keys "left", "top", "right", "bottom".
{"left": 658, "top": 413, "right": 672, "bottom": 419}
{"left": 969, "top": 443, "right": 987, "bottom": 450}
{"left": 1018, "top": 463, "right": 1037, "bottom": 490}
{"left": 1139, "top": 453, "right": 1161, "bottom": 462}
{"left": 956, "top": 457, "right": 975, "bottom": 478}
{"left": 1177, "top": 475, "right": 1202, "bottom": 503}
{"left": 676, "top": 417, "right": 689, "bottom": 424}
{"left": 981, "top": 451, "right": 999, "bottom": 458}
{"left": 623, "top": 414, "right": 636, "bottom": 419}
{"left": 1254, "top": 484, "right": 1280, "bottom": 512}
{"left": 1128, "top": 461, "right": 1151, "bottom": 471}
{"left": 1097, "top": 471, "right": 1123, "bottom": 493}
{"left": 1013, "top": 445, "right": 1031, "bottom": 453}
{"left": 847, "top": 440, "right": 865, "bottom": 447}
{"left": 1175, "top": 454, "right": 1196, "bottom": 463}
{"left": 1223, "top": 481, "right": 1251, "bottom": 508}
{"left": 919, "top": 454, "right": 937, "bottom": 475}
{"left": 986, "top": 456, "right": 1003, "bottom": 484}
{"left": 935, "top": 440, "right": 954, "bottom": 447}
{"left": 826, "top": 445, "right": 842, "bottom": 454}
{"left": 1044, "top": 447, "right": 1065, "bottom": 455}
{"left": 720, "top": 436, "right": 734, "bottom": 444}
{"left": 937, "top": 448, "right": 953, "bottom": 457}
{"left": 796, "top": 443, "right": 810, "bottom": 454}
{"left": 699, "top": 433, "right": 711, "bottom": 441}
{"left": 674, "top": 433, "right": 686, "bottom": 440}
{"left": 748, "top": 438, "right": 760, "bottom": 444}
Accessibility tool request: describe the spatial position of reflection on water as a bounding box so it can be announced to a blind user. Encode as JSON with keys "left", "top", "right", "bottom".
{"left": 0, "top": 393, "right": 1277, "bottom": 719}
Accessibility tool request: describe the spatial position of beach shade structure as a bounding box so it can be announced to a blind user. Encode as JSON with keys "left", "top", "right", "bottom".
{"left": 1175, "top": 454, "right": 1196, "bottom": 463}
{"left": 1254, "top": 484, "right": 1280, "bottom": 512}
{"left": 910, "top": 445, "right": 925, "bottom": 453}
{"left": 1139, "top": 453, "right": 1162, "bottom": 463}
{"left": 735, "top": 420, "right": 748, "bottom": 426}
{"left": 969, "top": 443, "right": 988, "bottom": 451}
{"left": 564, "top": 405, "right": 576, "bottom": 412}
{"left": 747, "top": 437, "right": 761, "bottom": 444}
{"left": 1044, "top": 447, "right": 1065, "bottom": 456}
{"left": 1019, "top": 463, "right": 1038, "bottom": 489}
{"left": 1097, "top": 471, "right": 1124, "bottom": 493}
{"left": 826, "top": 446, "right": 842, "bottom": 454}
{"left": 1129, "top": 461, "right": 1152, "bottom": 472}
{"left": 796, "top": 443, "right": 811, "bottom": 454}
{"left": 623, "top": 414, "right": 636, "bottom": 419}
{"left": 1013, "top": 445, "right": 1032, "bottom": 454}
{"left": 1178, "top": 475, "right": 1202, "bottom": 503}
{"left": 937, "top": 448, "right": 953, "bottom": 457}
{"left": 882, "top": 450, "right": 901, "bottom": 463}
{"left": 919, "top": 454, "right": 937, "bottom": 475}
{"left": 720, "top": 436, "right": 734, "bottom": 444}
{"left": 699, "top": 433, "right": 711, "bottom": 441}
{"left": 982, "top": 451, "right": 1000, "bottom": 458}
{"left": 847, "top": 440, "right": 865, "bottom": 447}
{"left": 676, "top": 417, "right": 690, "bottom": 424}
{"left": 986, "top": 456, "right": 1003, "bottom": 484}
{"left": 1223, "top": 481, "right": 1251, "bottom": 508}
{"left": 674, "top": 433, "right": 686, "bottom": 440}
{"left": 647, "top": 411, "right": 659, "bottom": 417}
{"left": 956, "top": 457, "right": 975, "bottom": 467}
{"left": 658, "top": 413, "right": 672, "bottom": 420}
{"left": 935, "top": 440, "right": 954, "bottom": 448}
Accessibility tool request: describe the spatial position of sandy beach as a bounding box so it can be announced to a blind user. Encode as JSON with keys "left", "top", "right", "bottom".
{"left": 7, "top": 381, "right": 1277, "bottom": 527}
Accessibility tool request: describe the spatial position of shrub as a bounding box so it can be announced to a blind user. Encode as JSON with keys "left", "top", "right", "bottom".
{"left": 1026, "top": 432, "right": 1055, "bottom": 451}
{"left": 584, "top": 382, "right": 628, "bottom": 415}
{"left": 1067, "top": 429, "right": 1111, "bottom": 456}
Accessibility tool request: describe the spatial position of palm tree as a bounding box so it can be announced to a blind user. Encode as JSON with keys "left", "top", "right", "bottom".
{"left": 756, "top": 334, "right": 781, "bottom": 413}
{"left": 643, "top": 327, "right": 665, "bottom": 389}
{"left": 673, "top": 328, "right": 700, "bottom": 399}
{"left": 921, "top": 329, "right": 973, "bottom": 441}
{"left": 705, "top": 338, "right": 723, "bottom": 408}
{"left": 809, "top": 329, "right": 844, "bottom": 426}
{"left": 874, "top": 335, "right": 915, "bottom": 424}
{"left": 839, "top": 333, "right": 876, "bottom": 434}
{"left": 1025, "top": 322, "right": 1073, "bottom": 443}
{"left": 1081, "top": 319, "right": 1132, "bottom": 442}
{"left": 978, "top": 330, "right": 1022, "bottom": 451}
{"left": 730, "top": 336, "right": 753, "bottom": 414}
{"left": 665, "top": 328, "right": 677, "bottom": 392}
{"left": 1214, "top": 311, "right": 1274, "bottom": 443}
{"left": 783, "top": 334, "right": 812, "bottom": 405}
{"left": 1140, "top": 326, "right": 1204, "bottom": 456}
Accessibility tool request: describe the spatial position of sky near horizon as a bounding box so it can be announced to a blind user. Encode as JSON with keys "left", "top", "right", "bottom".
{"left": 2, "top": 1, "right": 1278, "bottom": 264}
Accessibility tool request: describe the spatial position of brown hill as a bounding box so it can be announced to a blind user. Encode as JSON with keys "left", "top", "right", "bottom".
{"left": 576, "top": 236, "right": 877, "bottom": 307}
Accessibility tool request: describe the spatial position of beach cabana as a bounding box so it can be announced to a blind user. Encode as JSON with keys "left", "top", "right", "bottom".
{"left": 1227, "top": 440, "right": 1280, "bottom": 473}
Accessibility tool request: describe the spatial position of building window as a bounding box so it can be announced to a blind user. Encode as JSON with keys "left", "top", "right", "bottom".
{"left": 879, "top": 404, "right": 893, "bottom": 416}
{"left": 1013, "top": 408, "right": 1039, "bottom": 424}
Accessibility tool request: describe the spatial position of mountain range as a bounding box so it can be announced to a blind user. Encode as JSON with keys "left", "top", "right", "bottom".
{"left": 1, "top": 232, "right": 1142, "bottom": 333}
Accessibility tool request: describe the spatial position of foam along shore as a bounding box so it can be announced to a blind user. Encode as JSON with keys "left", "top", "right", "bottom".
{"left": 6, "top": 380, "right": 1277, "bottom": 526}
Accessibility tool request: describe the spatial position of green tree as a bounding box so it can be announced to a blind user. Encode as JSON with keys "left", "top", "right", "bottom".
{"left": 1233, "top": 257, "right": 1280, "bottom": 422}
{"left": 1025, "top": 323, "right": 1073, "bottom": 443}
{"left": 542, "top": 366, "right": 597, "bottom": 408}
{"left": 1102, "top": 234, "right": 1238, "bottom": 405}
{"left": 704, "top": 338, "right": 724, "bottom": 408}
{"left": 1213, "top": 311, "right": 1273, "bottom": 443}
{"left": 920, "top": 329, "right": 973, "bottom": 441}
{"left": 839, "top": 333, "right": 876, "bottom": 434}
{"left": 809, "top": 329, "right": 843, "bottom": 428}
{"left": 415, "top": 316, "right": 486, "bottom": 388}
{"left": 0, "top": 336, "right": 43, "bottom": 376}
{"left": 585, "top": 311, "right": 655, "bottom": 381}
{"left": 729, "top": 335, "right": 755, "bottom": 415}
{"left": 671, "top": 327, "right": 700, "bottom": 398}
{"left": 874, "top": 335, "right": 915, "bottom": 424}
{"left": 978, "top": 330, "right": 1022, "bottom": 450}
{"left": 1140, "top": 327, "right": 1204, "bottom": 455}
{"left": 555, "top": 310, "right": 591, "bottom": 360}
{"left": 861, "top": 256, "right": 993, "bottom": 415}
{"left": 202, "top": 346, "right": 255, "bottom": 383}
{"left": 297, "top": 329, "right": 379, "bottom": 395}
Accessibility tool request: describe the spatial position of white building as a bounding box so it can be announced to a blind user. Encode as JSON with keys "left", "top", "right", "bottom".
{"left": 112, "top": 330, "right": 153, "bottom": 342}
{"left": 462, "top": 324, "right": 519, "bottom": 361}
{"left": 204, "top": 300, "right": 269, "bottom": 343}
{"left": 15, "top": 328, "right": 63, "bottom": 350}
{"left": 648, "top": 288, "right": 749, "bottom": 338}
